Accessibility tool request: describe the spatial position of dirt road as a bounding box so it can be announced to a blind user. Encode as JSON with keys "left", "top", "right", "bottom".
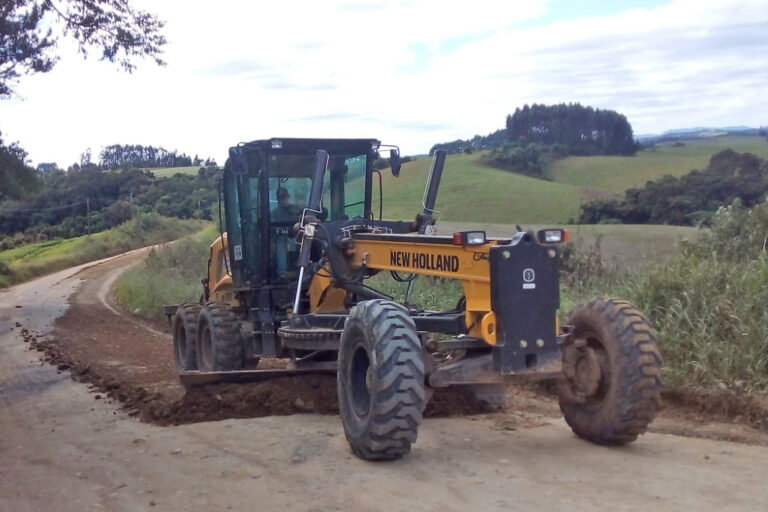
{"left": 1, "top": 252, "right": 767, "bottom": 512}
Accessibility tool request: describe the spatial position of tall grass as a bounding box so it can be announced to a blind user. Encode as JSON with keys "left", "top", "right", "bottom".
{"left": 560, "top": 199, "right": 768, "bottom": 393}
{"left": 114, "top": 226, "right": 217, "bottom": 319}
{"left": 0, "top": 214, "right": 205, "bottom": 287}
{"left": 366, "top": 272, "right": 463, "bottom": 311}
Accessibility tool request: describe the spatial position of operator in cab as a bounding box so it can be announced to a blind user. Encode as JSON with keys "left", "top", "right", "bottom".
{"left": 271, "top": 187, "right": 303, "bottom": 278}
{"left": 271, "top": 187, "right": 303, "bottom": 222}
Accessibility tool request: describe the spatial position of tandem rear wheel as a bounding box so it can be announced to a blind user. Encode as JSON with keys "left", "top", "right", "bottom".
{"left": 196, "top": 302, "right": 244, "bottom": 372}
{"left": 172, "top": 302, "right": 201, "bottom": 372}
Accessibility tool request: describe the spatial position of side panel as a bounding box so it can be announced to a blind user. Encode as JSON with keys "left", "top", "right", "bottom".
{"left": 489, "top": 241, "right": 561, "bottom": 375}
{"left": 224, "top": 147, "right": 263, "bottom": 288}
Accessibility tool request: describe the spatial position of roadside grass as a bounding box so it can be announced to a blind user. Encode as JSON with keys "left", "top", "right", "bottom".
{"left": 367, "top": 272, "right": 463, "bottom": 312}
{"left": 0, "top": 214, "right": 205, "bottom": 288}
{"left": 559, "top": 199, "right": 768, "bottom": 394}
{"left": 113, "top": 226, "right": 218, "bottom": 319}
{"left": 548, "top": 135, "right": 768, "bottom": 195}
{"left": 376, "top": 153, "right": 582, "bottom": 224}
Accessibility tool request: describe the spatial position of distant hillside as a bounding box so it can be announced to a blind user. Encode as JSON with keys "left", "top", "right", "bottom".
{"left": 637, "top": 126, "right": 759, "bottom": 144}
{"left": 580, "top": 149, "right": 768, "bottom": 225}
{"left": 428, "top": 128, "right": 507, "bottom": 156}
{"left": 376, "top": 152, "right": 582, "bottom": 224}
{"left": 548, "top": 135, "right": 768, "bottom": 195}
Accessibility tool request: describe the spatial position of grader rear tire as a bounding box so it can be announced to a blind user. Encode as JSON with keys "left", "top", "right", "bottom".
{"left": 557, "top": 297, "right": 662, "bottom": 444}
{"left": 196, "top": 303, "right": 243, "bottom": 371}
{"left": 172, "top": 302, "right": 201, "bottom": 372}
{"left": 338, "top": 300, "right": 425, "bottom": 461}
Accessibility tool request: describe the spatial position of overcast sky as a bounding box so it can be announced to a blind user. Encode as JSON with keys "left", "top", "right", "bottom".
{"left": 1, "top": 0, "right": 767, "bottom": 167}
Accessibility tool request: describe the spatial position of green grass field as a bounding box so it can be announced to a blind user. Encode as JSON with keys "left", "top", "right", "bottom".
{"left": 149, "top": 166, "right": 201, "bottom": 178}
{"left": 377, "top": 153, "right": 583, "bottom": 224}
{"left": 548, "top": 135, "right": 768, "bottom": 195}
{"left": 0, "top": 215, "right": 206, "bottom": 287}
{"left": 0, "top": 233, "right": 97, "bottom": 265}
{"left": 439, "top": 222, "right": 701, "bottom": 269}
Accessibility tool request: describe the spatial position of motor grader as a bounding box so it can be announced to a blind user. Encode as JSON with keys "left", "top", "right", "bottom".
{"left": 166, "top": 138, "right": 662, "bottom": 460}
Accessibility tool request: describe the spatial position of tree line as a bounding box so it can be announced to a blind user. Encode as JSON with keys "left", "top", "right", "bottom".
{"left": 506, "top": 103, "right": 638, "bottom": 156}
{"left": 429, "top": 103, "right": 638, "bottom": 176}
{"left": 580, "top": 150, "right": 768, "bottom": 225}
{"left": 0, "top": 138, "right": 220, "bottom": 249}
{"left": 429, "top": 129, "right": 507, "bottom": 155}
{"left": 97, "top": 144, "right": 216, "bottom": 170}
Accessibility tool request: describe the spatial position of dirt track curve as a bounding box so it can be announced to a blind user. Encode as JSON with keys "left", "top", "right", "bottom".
{"left": 1, "top": 250, "right": 767, "bottom": 512}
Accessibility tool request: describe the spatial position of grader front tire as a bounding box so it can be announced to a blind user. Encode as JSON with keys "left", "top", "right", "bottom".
{"left": 338, "top": 300, "right": 426, "bottom": 461}
{"left": 557, "top": 297, "right": 662, "bottom": 444}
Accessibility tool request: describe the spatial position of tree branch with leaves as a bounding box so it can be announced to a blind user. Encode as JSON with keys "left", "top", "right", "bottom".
{"left": 0, "top": 0, "right": 166, "bottom": 97}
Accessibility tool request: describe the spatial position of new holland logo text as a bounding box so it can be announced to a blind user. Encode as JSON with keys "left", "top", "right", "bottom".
{"left": 390, "top": 251, "right": 460, "bottom": 273}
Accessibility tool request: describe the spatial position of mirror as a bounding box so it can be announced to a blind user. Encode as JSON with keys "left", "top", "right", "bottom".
{"left": 390, "top": 149, "right": 401, "bottom": 177}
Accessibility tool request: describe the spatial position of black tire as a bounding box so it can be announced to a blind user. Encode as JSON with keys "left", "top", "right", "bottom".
{"left": 557, "top": 297, "right": 662, "bottom": 444}
{"left": 172, "top": 302, "right": 201, "bottom": 372}
{"left": 196, "top": 302, "right": 243, "bottom": 371}
{"left": 338, "top": 300, "right": 425, "bottom": 461}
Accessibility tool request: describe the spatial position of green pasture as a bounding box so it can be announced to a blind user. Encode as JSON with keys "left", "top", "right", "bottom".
{"left": 149, "top": 166, "right": 201, "bottom": 178}
{"left": 376, "top": 153, "right": 582, "bottom": 224}
{"left": 0, "top": 215, "right": 206, "bottom": 287}
{"left": 548, "top": 135, "right": 768, "bottom": 195}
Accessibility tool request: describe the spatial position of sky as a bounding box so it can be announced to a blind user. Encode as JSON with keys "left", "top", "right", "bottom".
{"left": 1, "top": 0, "right": 767, "bottom": 167}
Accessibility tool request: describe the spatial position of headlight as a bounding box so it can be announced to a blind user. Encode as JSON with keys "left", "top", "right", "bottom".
{"left": 537, "top": 229, "right": 570, "bottom": 244}
{"left": 452, "top": 231, "right": 487, "bottom": 245}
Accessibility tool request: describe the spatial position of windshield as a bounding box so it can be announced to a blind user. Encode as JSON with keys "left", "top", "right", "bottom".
{"left": 265, "top": 150, "right": 368, "bottom": 279}
{"left": 266, "top": 152, "right": 368, "bottom": 223}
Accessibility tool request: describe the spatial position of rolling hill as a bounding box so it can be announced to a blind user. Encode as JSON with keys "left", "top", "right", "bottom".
{"left": 548, "top": 135, "right": 768, "bottom": 195}
{"left": 377, "top": 153, "right": 583, "bottom": 224}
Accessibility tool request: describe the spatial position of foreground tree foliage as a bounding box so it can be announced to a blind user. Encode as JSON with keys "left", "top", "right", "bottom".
{"left": 0, "top": 166, "right": 218, "bottom": 248}
{"left": 580, "top": 150, "right": 768, "bottom": 225}
{"left": 0, "top": 131, "right": 40, "bottom": 201}
{"left": 0, "top": 0, "right": 166, "bottom": 97}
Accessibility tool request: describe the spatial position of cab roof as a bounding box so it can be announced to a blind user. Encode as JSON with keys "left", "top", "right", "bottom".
{"left": 236, "top": 138, "right": 381, "bottom": 154}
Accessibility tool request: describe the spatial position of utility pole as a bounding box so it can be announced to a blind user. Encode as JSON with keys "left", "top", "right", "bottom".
{"left": 86, "top": 197, "right": 91, "bottom": 236}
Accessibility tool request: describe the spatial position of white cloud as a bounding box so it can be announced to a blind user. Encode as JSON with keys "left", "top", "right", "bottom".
{"left": 1, "top": 0, "right": 766, "bottom": 166}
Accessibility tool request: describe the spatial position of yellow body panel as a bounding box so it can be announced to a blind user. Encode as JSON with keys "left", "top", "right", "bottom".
{"left": 309, "top": 264, "right": 348, "bottom": 312}
{"left": 345, "top": 237, "right": 506, "bottom": 344}
{"left": 208, "top": 234, "right": 238, "bottom": 306}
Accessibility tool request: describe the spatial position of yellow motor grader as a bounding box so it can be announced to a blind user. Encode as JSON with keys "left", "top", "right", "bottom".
{"left": 166, "top": 138, "right": 662, "bottom": 460}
